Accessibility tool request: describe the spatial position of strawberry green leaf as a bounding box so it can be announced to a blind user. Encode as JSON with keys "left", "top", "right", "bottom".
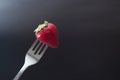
{"left": 34, "top": 21, "right": 48, "bottom": 33}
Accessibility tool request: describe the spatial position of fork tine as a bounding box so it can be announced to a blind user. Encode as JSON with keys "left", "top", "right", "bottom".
{"left": 27, "top": 39, "right": 39, "bottom": 53}
{"left": 35, "top": 45, "right": 48, "bottom": 60}
{"left": 29, "top": 39, "right": 38, "bottom": 50}
{"left": 34, "top": 42, "right": 41, "bottom": 53}
{"left": 36, "top": 43, "right": 45, "bottom": 55}
{"left": 40, "top": 45, "right": 48, "bottom": 55}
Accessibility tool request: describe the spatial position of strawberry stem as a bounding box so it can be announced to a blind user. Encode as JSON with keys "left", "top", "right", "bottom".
{"left": 34, "top": 21, "right": 48, "bottom": 33}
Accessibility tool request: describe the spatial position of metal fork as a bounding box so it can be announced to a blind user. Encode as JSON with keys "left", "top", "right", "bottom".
{"left": 13, "top": 39, "right": 48, "bottom": 80}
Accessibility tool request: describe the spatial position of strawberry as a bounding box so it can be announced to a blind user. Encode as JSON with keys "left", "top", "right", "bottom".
{"left": 34, "top": 21, "right": 59, "bottom": 48}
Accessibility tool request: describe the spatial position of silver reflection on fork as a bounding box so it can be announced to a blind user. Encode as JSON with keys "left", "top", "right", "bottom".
{"left": 13, "top": 39, "right": 48, "bottom": 80}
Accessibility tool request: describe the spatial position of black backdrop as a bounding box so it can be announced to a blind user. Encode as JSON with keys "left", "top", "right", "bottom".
{"left": 0, "top": 0, "right": 120, "bottom": 80}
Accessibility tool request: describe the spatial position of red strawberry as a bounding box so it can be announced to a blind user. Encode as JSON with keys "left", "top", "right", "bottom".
{"left": 34, "top": 21, "right": 59, "bottom": 48}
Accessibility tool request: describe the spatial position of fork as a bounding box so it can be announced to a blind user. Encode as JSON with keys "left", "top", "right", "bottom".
{"left": 13, "top": 39, "right": 48, "bottom": 80}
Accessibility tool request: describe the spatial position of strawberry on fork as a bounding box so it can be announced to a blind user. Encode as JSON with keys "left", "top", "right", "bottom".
{"left": 34, "top": 21, "right": 59, "bottom": 48}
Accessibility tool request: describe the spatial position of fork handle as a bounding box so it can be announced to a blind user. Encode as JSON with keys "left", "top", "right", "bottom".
{"left": 13, "top": 64, "right": 28, "bottom": 80}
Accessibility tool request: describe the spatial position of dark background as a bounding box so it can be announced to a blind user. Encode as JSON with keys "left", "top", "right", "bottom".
{"left": 0, "top": 0, "right": 120, "bottom": 80}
